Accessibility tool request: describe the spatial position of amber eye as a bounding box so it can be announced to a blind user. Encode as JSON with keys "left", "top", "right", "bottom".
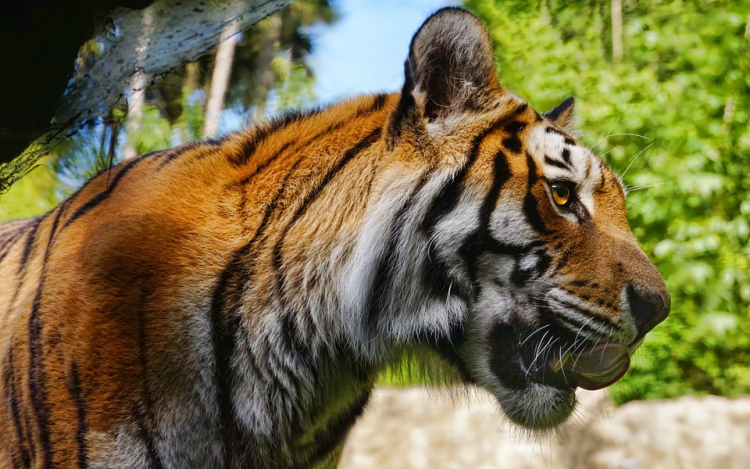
{"left": 550, "top": 182, "right": 573, "bottom": 207}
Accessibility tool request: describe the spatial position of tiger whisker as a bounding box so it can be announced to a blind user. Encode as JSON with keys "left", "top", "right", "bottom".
{"left": 625, "top": 182, "right": 665, "bottom": 192}
{"left": 520, "top": 324, "right": 551, "bottom": 347}
{"left": 603, "top": 132, "right": 651, "bottom": 141}
{"left": 621, "top": 142, "right": 654, "bottom": 179}
{"left": 591, "top": 115, "right": 621, "bottom": 151}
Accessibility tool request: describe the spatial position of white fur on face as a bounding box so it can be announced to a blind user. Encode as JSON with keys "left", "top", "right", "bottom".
{"left": 526, "top": 125, "right": 604, "bottom": 220}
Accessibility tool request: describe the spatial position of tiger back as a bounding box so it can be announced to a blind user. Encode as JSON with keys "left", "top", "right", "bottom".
{"left": 0, "top": 8, "right": 669, "bottom": 469}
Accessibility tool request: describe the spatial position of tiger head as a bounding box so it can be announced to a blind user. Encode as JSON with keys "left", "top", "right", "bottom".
{"left": 373, "top": 8, "right": 670, "bottom": 429}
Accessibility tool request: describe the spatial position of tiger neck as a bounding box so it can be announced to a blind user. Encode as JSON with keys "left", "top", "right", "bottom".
{"left": 220, "top": 96, "right": 473, "bottom": 461}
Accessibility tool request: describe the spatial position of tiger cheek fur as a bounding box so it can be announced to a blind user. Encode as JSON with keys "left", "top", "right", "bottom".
{"left": 0, "top": 7, "right": 669, "bottom": 468}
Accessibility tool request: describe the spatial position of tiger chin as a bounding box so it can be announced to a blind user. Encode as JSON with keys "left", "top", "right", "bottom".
{"left": 0, "top": 7, "right": 669, "bottom": 469}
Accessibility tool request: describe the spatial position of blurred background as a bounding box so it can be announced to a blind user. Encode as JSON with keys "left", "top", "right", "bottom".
{"left": 1, "top": 0, "right": 748, "bottom": 467}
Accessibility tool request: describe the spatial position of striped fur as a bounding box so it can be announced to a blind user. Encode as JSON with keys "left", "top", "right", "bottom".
{"left": 0, "top": 8, "right": 669, "bottom": 468}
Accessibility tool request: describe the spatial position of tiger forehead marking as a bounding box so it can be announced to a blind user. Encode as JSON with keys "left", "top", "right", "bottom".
{"left": 0, "top": 7, "right": 669, "bottom": 468}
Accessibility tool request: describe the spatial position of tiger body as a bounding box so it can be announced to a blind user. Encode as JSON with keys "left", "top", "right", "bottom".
{"left": 0, "top": 8, "right": 669, "bottom": 469}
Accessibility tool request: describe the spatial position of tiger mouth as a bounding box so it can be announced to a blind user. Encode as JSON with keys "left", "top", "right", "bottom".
{"left": 489, "top": 323, "right": 632, "bottom": 393}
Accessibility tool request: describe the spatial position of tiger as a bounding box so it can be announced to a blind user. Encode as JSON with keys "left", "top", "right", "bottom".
{"left": 0, "top": 7, "right": 669, "bottom": 469}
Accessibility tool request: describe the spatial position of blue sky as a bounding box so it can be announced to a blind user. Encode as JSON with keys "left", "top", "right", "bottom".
{"left": 305, "top": 0, "right": 457, "bottom": 104}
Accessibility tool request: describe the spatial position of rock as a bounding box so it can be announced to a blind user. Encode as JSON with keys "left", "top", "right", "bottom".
{"left": 339, "top": 387, "right": 750, "bottom": 469}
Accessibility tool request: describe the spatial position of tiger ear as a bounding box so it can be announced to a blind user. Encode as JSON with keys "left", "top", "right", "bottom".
{"left": 543, "top": 97, "right": 576, "bottom": 132}
{"left": 401, "top": 7, "right": 500, "bottom": 122}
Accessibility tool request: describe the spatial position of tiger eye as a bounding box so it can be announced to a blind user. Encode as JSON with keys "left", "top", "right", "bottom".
{"left": 551, "top": 182, "right": 571, "bottom": 207}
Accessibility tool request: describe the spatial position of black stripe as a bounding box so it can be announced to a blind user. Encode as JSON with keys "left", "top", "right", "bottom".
{"left": 535, "top": 250, "right": 553, "bottom": 278}
{"left": 502, "top": 136, "right": 522, "bottom": 154}
{"left": 28, "top": 276, "right": 53, "bottom": 468}
{"left": 0, "top": 229, "right": 26, "bottom": 265}
{"left": 388, "top": 62, "right": 419, "bottom": 146}
{"left": 135, "top": 149, "right": 170, "bottom": 161}
{"left": 155, "top": 147, "right": 189, "bottom": 171}
{"left": 279, "top": 314, "right": 311, "bottom": 368}
{"left": 0, "top": 218, "right": 29, "bottom": 234}
{"left": 232, "top": 97, "right": 388, "bottom": 193}
{"left": 564, "top": 137, "right": 576, "bottom": 146}
{"left": 505, "top": 121, "right": 526, "bottom": 134}
{"left": 522, "top": 193, "right": 549, "bottom": 234}
{"left": 62, "top": 156, "right": 143, "bottom": 231}
{"left": 208, "top": 253, "right": 272, "bottom": 464}
{"left": 45, "top": 196, "right": 74, "bottom": 254}
{"left": 233, "top": 117, "right": 296, "bottom": 167}
{"left": 0, "top": 221, "right": 24, "bottom": 244}
{"left": 510, "top": 250, "right": 552, "bottom": 287}
{"left": 421, "top": 108, "right": 525, "bottom": 236}
{"left": 4, "top": 218, "right": 44, "bottom": 461}
{"left": 545, "top": 126, "right": 564, "bottom": 136}
{"left": 561, "top": 148, "right": 571, "bottom": 164}
{"left": 16, "top": 218, "right": 41, "bottom": 275}
{"left": 484, "top": 239, "right": 543, "bottom": 257}
{"left": 549, "top": 316, "right": 603, "bottom": 343}
{"left": 583, "top": 155, "right": 592, "bottom": 180}
{"left": 131, "top": 405, "right": 166, "bottom": 469}
{"left": 572, "top": 200, "right": 592, "bottom": 223}
{"left": 208, "top": 253, "right": 246, "bottom": 467}
{"left": 457, "top": 149, "right": 513, "bottom": 284}
{"left": 544, "top": 154, "right": 571, "bottom": 170}
{"left": 155, "top": 140, "right": 224, "bottom": 171}
{"left": 4, "top": 345, "right": 32, "bottom": 468}
{"left": 244, "top": 158, "right": 314, "bottom": 421}
{"left": 0, "top": 227, "right": 18, "bottom": 246}
{"left": 502, "top": 119, "right": 525, "bottom": 153}
{"left": 232, "top": 107, "right": 325, "bottom": 166}
{"left": 421, "top": 109, "right": 527, "bottom": 301}
{"left": 68, "top": 363, "right": 88, "bottom": 469}
{"left": 207, "top": 154, "right": 306, "bottom": 463}
{"left": 23, "top": 199, "right": 79, "bottom": 468}
{"left": 277, "top": 126, "right": 382, "bottom": 231}
{"left": 367, "top": 171, "right": 431, "bottom": 329}
{"left": 267, "top": 319, "right": 306, "bottom": 411}
{"left": 272, "top": 127, "right": 382, "bottom": 296}
{"left": 523, "top": 154, "right": 551, "bottom": 235}
{"left": 488, "top": 323, "right": 528, "bottom": 390}
{"left": 371, "top": 92, "right": 388, "bottom": 112}
{"left": 210, "top": 149, "right": 311, "bottom": 462}
{"left": 235, "top": 138, "right": 297, "bottom": 190}
{"left": 545, "top": 297, "right": 619, "bottom": 328}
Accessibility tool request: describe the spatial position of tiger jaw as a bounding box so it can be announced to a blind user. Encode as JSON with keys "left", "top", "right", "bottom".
{"left": 456, "top": 294, "right": 638, "bottom": 429}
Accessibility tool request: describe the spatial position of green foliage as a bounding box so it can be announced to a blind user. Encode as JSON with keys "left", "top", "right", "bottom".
{"left": 122, "top": 89, "right": 206, "bottom": 155}
{"left": 465, "top": 0, "right": 750, "bottom": 402}
{"left": 269, "top": 55, "right": 317, "bottom": 112}
{"left": 0, "top": 158, "right": 59, "bottom": 221}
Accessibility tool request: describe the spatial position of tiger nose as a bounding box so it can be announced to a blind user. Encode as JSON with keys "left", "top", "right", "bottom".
{"left": 626, "top": 283, "right": 670, "bottom": 336}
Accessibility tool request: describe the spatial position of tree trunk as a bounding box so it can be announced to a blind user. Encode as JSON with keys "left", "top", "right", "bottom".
{"left": 249, "top": 14, "right": 282, "bottom": 124}
{"left": 122, "top": 9, "right": 154, "bottom": 160}
{"left": 611, "top": 0, "right": 623, "bottom": 62}
{"left": 203, "top": 24, "right": 240, "bottom": 138}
